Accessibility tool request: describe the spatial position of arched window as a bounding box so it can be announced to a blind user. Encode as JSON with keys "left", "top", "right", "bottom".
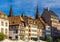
{"left": 6, "top": 22, "right": 8, "bottom": 26}
{"left": 5, "top": 29, "right": 7, "bottom": 34}
{"left": 1, "top": 28, "right": 4, "bottom": 33}
{"left": 1, "top": 21, "right": 4, "bottom": 26}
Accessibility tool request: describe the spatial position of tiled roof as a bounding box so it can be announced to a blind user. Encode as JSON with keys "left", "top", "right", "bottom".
{"left": 0, "top": 11, "right": 8, "bottom": 19}
{"left": 44, "top": 8, "right": 58, "bottom": 17}
{"left": 39, "top": 16, "right": 49, "bottom": 26}
{"left": 9, "top": 16, "right": 24, "bottom": 25}
{"left": 49, "top": 10, "right": 58, "bottom": 17}
{"left": 0, "top": 11, "right": 4, "bottom": 15}
{"left": 24, "top": 16, "right": 33, "bottom": 19}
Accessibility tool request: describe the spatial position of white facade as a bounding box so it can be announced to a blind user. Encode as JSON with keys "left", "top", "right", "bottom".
{"left": 25, "top": 26, "right": 29, "bottom": 39}
{"left": 25, "top": 23, "right": 38, "bottom": 40}
{"left": 0, "top": 18, "right": 9, "bottom": 36}
{"left": 25, "top": 26, "right": 29, "bottom": 33}
{"left": 29, "top": 24, "right": 38, "bottom": 38}
{"left": 9, "top": 25, "right": 21, "bottom": 40}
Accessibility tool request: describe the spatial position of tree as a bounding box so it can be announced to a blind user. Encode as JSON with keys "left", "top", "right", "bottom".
{"left": 46, "top": 36, "right": 52, "bottom": 42}
{"left": 57, "top": 39, "right": 60, "bottom": 42}
{"left": 20, "top": 35, "right": 25, "bottom": 41}
{"left": 0, "top": 32, "right": 5, "bottom": 41}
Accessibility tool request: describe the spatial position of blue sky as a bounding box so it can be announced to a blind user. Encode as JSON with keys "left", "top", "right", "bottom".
{"left": 0, "top": 0, "right": 60, "bottom": 18}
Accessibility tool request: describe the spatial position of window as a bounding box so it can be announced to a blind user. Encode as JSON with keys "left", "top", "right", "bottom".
{"left": 21, "top": 23, "right": 24, "bottom": 26}
{"left": 13, "top": 26, "right": 16, "bottom": 28}
{"left": 31, "top": 34, "right": 37, "bottom": 36}
{"left": 1, "top": 21, "right": 4, "bottom": 26}
{"left": 32, "top": 29, "right": 37, "bottom": 32}
{"left": 1, "top": 28, "right": 4, "bottom": 33}
{"left": 29, "top": 29, "right": 31, "bottom": 32}
{"left": 16, "top": 30, "right": 18, "bottom": 33}
{"left": 5, "top": 29, "right": 7, "bottom": 34}
{"left": 29, "top": 33, "right": 31, "bottom": 36}
{"left": 6, "top": 22, "right": 8, "bottom": 26}
{"left": 26, "top": 29, "right": 28, "bottom": 31}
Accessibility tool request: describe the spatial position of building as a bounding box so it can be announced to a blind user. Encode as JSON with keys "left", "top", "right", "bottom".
{"left": 0, "top": 11, "right": 9, "bottom": 38}
{"left": 24, "top": 23, "right": 31, "bottom": 40}
{"left": 42, "top": 8, "right": 59, "bottom": 28}
{"left": 8, "top": 6, "right": 60, "bottom": 41}
{"left": 22, "top": 16, "right": 38, "bottom": 40}
{"left": 57, "top": 21, "right": 60, "bottom": 38}
{"left": 28, "top": 18, "right": 38, "bottom": 40}
{"left": 21, "top": 7, "right": 46, "bottom": 40}
{"left": 8, "top": 6, "right": 44, "bottom": 40}
{"left": 35, "top": 6, "right": 51, "bottom": 40}
{"left": 35, "top": 6, "right": 45, "bottom": 38}
{"left": 45, "top": 26, "right": 51, "bottom": 36}
{"left": 19, "top": 21, "right": 26, "bottom": 40}
{"left": 8, "top": 6, "right": 24, "bottom": 40}
{"left": 41, "top": 8, "right": 60, "bottom": 41}
{"left": 9, "top": 16, "right": 24, "bottom": 40}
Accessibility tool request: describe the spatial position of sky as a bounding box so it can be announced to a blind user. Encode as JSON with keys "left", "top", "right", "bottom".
{"left": 0, "top": 0, "right": 60, "bottom": 18}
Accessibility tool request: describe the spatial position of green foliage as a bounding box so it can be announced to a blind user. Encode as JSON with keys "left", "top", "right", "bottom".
{"left": 0, "top": 32, "right": 5, "bottom": 41}
{"left": 57, "top": 39, "right": 60, "bottom": 42}
{"left": 20, "top": 35, "right": 25, "bottom": 41}
{"left": 46, "top": 36, "right": 52, "bottom": 42}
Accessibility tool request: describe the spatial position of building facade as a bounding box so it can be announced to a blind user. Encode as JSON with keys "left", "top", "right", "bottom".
{"left": 9, "top": 16, "right": 24, "bottom": 40}
{"left": 0, "top": 11, "right": 9, "bottom": 38}
{"left": 35, "top": 7, "right": 51, "bottom": 39}
{"left": 41, "top": 8, "right": 60, "bottom": 41}
{"left": 9, "top": 6, "right": 24, "bottom": 40}
{"left": 42, "top": 8, "right": 59, "bottom": 28}
{"left": 23, "top": 16, "right": 38, "bottom": 40}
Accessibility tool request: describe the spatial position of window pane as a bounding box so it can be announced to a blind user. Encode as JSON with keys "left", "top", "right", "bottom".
{"left": 1, "top": 28, "right": 4, "bottom": 33}
{"left": 5, "top": 29, "right": 7, "bottom": 34}
{"left": 6, "top": 22, "right": 8, "bottom": 26}
{"left": 1, "top": 21, "right": 4, "bottom": 26}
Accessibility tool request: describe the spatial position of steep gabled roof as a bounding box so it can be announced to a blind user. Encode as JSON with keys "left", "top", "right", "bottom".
{"left": 43, "top": 8, "right": 58, "bottom": 17}
{"left": 9, "top": 16, "right": 24, "bottom": 25}
{"left": 38, "top": 16, "right": 49, "bottom": 26}
{"left": 0, "top": 11, "right": 8, "bottom": 19}
{"left": 49, "top": 10, "right": 58, "bottom": 17}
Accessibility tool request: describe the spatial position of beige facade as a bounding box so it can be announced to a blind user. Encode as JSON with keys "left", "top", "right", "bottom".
{"left": 22, "top": 15, "right": 45, "bottom": 40}
{"left": 57, "top": 22, "right": 60, "bottom": 30}
{"left": 24, "top": 18, "right": 38, "bottom": 40}
{"left": 50, "top": 15, "right": 59, "bottom": 27}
